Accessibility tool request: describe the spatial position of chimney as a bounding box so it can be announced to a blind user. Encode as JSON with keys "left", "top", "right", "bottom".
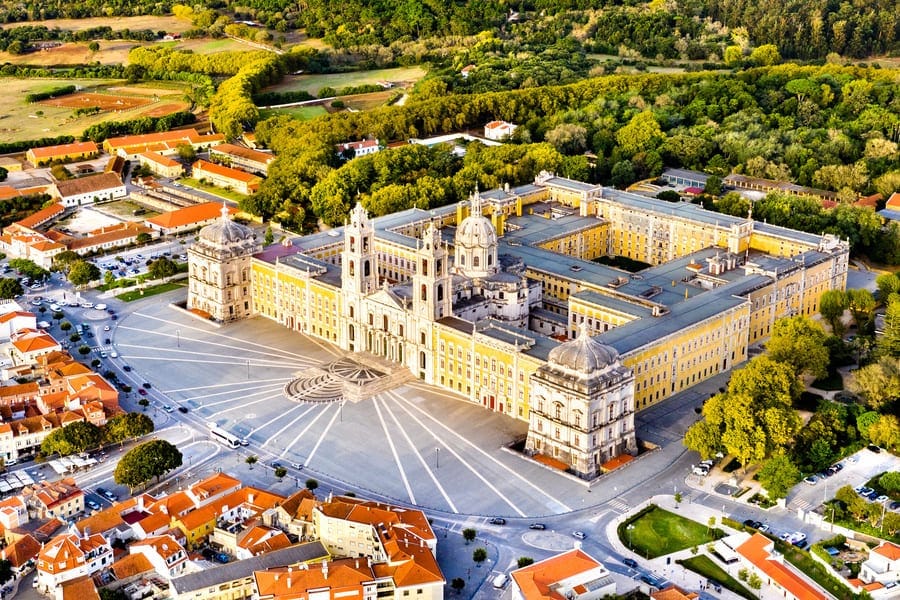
{"left": 322, "top": 562, "right": 328, "bottom": 579}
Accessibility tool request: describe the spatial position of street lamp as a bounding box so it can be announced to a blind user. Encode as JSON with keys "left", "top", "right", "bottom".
{"left": 176, "top": 329, "right": 180, "bottom": 348}
{"left": 435, "top": 447, "right": 440, "bottom": 469}
{"left": 627, "top": 524, "right": 635, "bottom": 551}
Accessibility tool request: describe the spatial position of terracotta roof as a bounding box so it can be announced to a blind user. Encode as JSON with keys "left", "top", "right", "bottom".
{"left": 60, "top": 575, "right": 100, "bottom": 600}
{"left": 131, "top": 534, "right": 186, "bottom": 561}
{"left": 211, "top": 143, "right": 276, "bottom": 164}
{"left": 278, "top": 489, "right": 316, "bottom": 520}
{"left": 146, "top": 202, "right": 236, "bottom": 230}
{"left": 0, "top": 382, "right": 39, "bottom": 397}
{"left": 736, "top": 533, "right": 827, "bottom": 600}
{"left": 511, "top": 549, "right": 605, "bottom": 600}
{"left": 336, "top": 140, "right": 378, "bottom": 151}
{"left": 66, "top": 222, "right": 152, "bottom": 251}
{"left": 651, "top": 586, "right": 700, "bottom": 600}
{"left": 887, "top": 192, "right": 900, "bottom": 210}
{"left": 54, "top": 172, "right": 123, "bottom": 198}
{"left": 485, "top": 121, "right": 513, "bottom": 130}
{"left": 11, "top": 330, "right": 59, "bottom": 354}
{"left": 28, "top": 141, "right": 98, "bottom": 161}
{"left": 255, "top": 558, "right": 375, "bottom": 598}
{"left": 140, "top": 152, "right": 181, "bottom": 168}
{"left": 855, "top": 193, "right": 882, "bottom": 208}
{"left": 105, "top": 129, "right": 203, "bottom": 149}
{"left": 192, "top": 159, "right": 260, "bottom": 184}
{"left": 16, "top": 202, "right": 65, "bottom": 229}
{"left": 873, "top": 541, "right": 900, "bottom": 561}
{"left": 1, "top": 533, "right": 41, "bottom": 567}
{"left": 111, "top": 552, "right": 154, "bottom": 580}
{"left": 0, "top": 311, "right": 34, "bottom": 323}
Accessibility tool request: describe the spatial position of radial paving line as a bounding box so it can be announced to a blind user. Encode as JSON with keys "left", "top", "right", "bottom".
{"left": 162, "top": 379, "right": 290, "bottom": 394}
{"left": 384, "top": 389, "right": 527, "bottom": 517}
{"left": 302, "top": 403, "right": 343, "bottom": 467}
{"left": 215, "top": 391, "right": 287, "bottom": 413}
{"left": 201, "top": 386, "right": 285, "bottom": 409}
{"left": 127, "top": 314, "right": 319, "bottom": 361}
{"left": 386, "top": 388, "right": 570, "bottom": 513}
{"left": 169, "top": 382, "right": 286, "bottom": 401}
{"left": 247, "top": 402, "right": 315, "bottom": 439}
{"left": 374, "top": 395, "right": 457, "bottom": 512}
{"left": 278, "top": 403, "right": 335, "bottom": 455}
{"left": 372, "top": 396, "right": 417, "bottom": 505}
{"left": 115, "top": 344, "right": 308, "bottom": 368}
{"left": 115, "top": 352, "right": 305, "bottom": 371}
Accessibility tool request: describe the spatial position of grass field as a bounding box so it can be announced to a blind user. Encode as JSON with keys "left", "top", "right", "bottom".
{"left": 258, "top": 105, "right": 329, "bottom": 120}
{"left": 265, "top": 66, "right": 426, "bottom": 97}
{"left": 179, "top": 178, "right": 249, "bottom": 203}
{"left": 0, "top": 78, "right": 191, "bottom": 142}
{"left": 0, "top": 15, "right": 193, "bottom": 33}
{"left": 117, "top": 281, "right": 185, "bottom": 302}
{"left": 677, "top": 555, "right": 755, "bottom": 600}
{"left": 620, "top": 505, "right": 723, "bottom": 558}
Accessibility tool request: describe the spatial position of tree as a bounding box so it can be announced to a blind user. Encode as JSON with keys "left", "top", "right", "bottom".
{"left": 849, "top": 357, "right": 900, "bottom": 410}
{"left": 757, "top": 453, "right": 800, "bottom": 499}
{"left": 104, "top": 412, "right": 154, "bottom": 445}
{"left": 78, "top": 345, "right": 91, "bottom": 356}
{"left": 274, "top": 466, "right": 287, "bottom": 479}
{"left": 819, "top": 290, "right": 849, "bottom": 336}
{"left": 68, "top": 260, "right": 101, "bottom": 286}
{"left": 305, "top": 478, "right": 319, "bottom": 491}
{"left": 747, "top": 572, "right": 762, "bottom": 595}
{"left": 879, "top": 298, "right": 900, "bottom": 358}
{"left": 114, "top": 439, "right": 182, "bottom": 490}
{"left": 136, "top": 232, "right": 152, "bottom": 244}
{"left": 9, "top": 259, "right": 49, "bottom": 281}
{"left": 246, "top": 455, "right": 258, "bottom": 469}
{"left": 176, "top": 143, "right": 196, "bottom": 161}
{"left": 51, "top": 250, "right": 80, "bottom": 272}
{"left": 616, "top": 111, "right": 663, "bottom": 157}
{"left": 0, "top": 278, "right": 23, "bottom": 299}
{"left": 684, "top": 419, "right": 723, "bottom": 459}
{"left": 766, "top": 316, "right": 829, "bottom": 379}
{"left": 451, "top": 578, "right": 465, "bottom": 594}
{"left": 88, "top": 41, "right": 100, "bottom": 52}
{"left": 749, "top": 44, "right": 781, "bottom": 66}
{"left": 868, "top": 415, "right": 900, "bottom": 451}
{"left": 0, "top": 559, "right": 11, "bottom": 585}
{"left": 462, "top": 528, "right": 477, "bottom": 544}
{"left": 148, "top": 257, "right": 178, "bottom": 279}
{"left": 41, "top": 421, "right": 103, "bottom": 457}
{"left": 472, "top": 548, "right": 487, "bottom": 565}
{"left": 517, "top": 557, "right": 534, "bottom": 568}
{"left": 857, "top": 411, "right": 881, "bottom": 440}
{"left": 704, "top": 175, "right": 723, "bottom": 196}
{"left": 723, "top": 45, "right": 743, "bottom": 65}
{"left": 60, "top": 321, "right": 72, "bottom": 332}
{"left": 53, "top": 311, "right": 64, "bottom": 321}
{"left": 878, "top": 471, "right": 900, "bottom": 493}
{"left": 847, "top": 289, "right": 876, "bottom": 332}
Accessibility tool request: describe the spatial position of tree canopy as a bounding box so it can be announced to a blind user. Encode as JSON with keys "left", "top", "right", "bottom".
{"left": 67, "top": 260, "right": 101, "bottom": 286}
{"left": 41, "top": 421, "right": 102, "bottom": 457}
{"left": 114, "top": 440, "right": 182, "bottom": 490}
{"left": 765, "top": 316, "right": 829, "bottom": 379}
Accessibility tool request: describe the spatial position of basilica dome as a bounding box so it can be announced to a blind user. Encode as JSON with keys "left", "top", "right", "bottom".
{"left": 548, "top": 327, "right": 619, "bottom": 375}
{"left": 199, "top": 203, "right": 256, "bottom": 247}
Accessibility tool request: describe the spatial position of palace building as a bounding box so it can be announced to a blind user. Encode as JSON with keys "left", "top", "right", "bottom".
{"left": 189, "top": 173, "right": 849, "bottom": 480}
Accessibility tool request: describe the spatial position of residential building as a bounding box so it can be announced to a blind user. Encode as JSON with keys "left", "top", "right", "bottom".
{"left": 509, "top": 548, "right": 616, "bottom": 600}
{"left": 210, "top": 521, "right": 292, "bottom": 560}
{"left": 210, "top": 143, "right": 276, "bottom": 175}
{"left": 65, "top": 222, "right": 156, "bottom": 256}
{"left": 16, "top": 202, "right": 65, "bottom": 230}
{"left": 129, "top": 534, "right": 189, "bottom": 579}
{"left": 254, "top": 558, "right": 375, "bottom": 600}
{"left": 187, "top": 204, "right": 261, "bottom": 322}
{"left": 146, "top": 202, "right": 239, "bottom": 236}
{"left": 8, "top": 328, "right": 61, "bottom": 365}
{"left": 52, "top": 172, "right": 126, "bottom": 207}
{"left": 35, "top": 531, "right": 113, "bottom": 592}
{"left": 0, "top": 156, "right": 22, "bottom": 172}
{"left": 169, "top": 541, "right": 329, "bottom": 600}
{"left": 26, "top": 142, "right": 99, "bottom": 166}
{"left": 735, "top": 533, "right": 830, "bottom": 600}
{"left": 1, "top": 533, "right": 41, "bottom": 575}
{"left": 860, "top": 541, "right": 900, "bottom": 587}
{"left": 650, "top": 586, "right": 700, "bottom": 600}
{"left": 262, "top": 489, "right": 317, "bottom": 539}
{"left": 191, "top": 160, "right": 262, "bottom": 195}
{"left": 194, "top": 173, "right": 848, "bottom": 479}
{"left": 0, "top": 224, "right": 66, "bottom": 269}
{"left": 0, "top": 304, "right": 37, "bottom": 340}
{"left": 21, "top": 478, "right": 85, "bottom": 521}
{"left": 484, "top": 120, "right": 517, "bottom": 141}
{"left": 103, "top": 129, "right": 224, "bottom": 159}
{"left": 335, "top": 139, "right": 380, "bottom": 159}
{"left": 59, "top": 575, "right": 101, "bottom": 600}
{"left": 0, "top": 496, "right": 29, "bottom": 530}
{"left": 138, "top": 152, "right": 185, "bottom": 178}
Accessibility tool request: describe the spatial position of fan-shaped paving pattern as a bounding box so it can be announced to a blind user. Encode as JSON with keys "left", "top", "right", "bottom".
{"left": 328, "top": 358, "right": 385, "bottom": 383}
{"left": 283, "top": 373, "right": 344, "bottom": 404}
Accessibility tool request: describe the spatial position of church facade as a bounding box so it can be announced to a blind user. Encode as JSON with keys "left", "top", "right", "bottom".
{"left": 190, "top": 173, "right": 849, "bottom": 479}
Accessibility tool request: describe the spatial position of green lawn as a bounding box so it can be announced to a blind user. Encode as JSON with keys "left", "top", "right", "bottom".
{"left": 264, "top": 66, "right": 426, "bottom": 96}
{"left": 258, "top": 105, "right": 328, "bottom": 120}
{"left": 116, "top": 282, "right": 185, "bottom": 302}
{"left": 179, "top": 178, "right": 249, "bottom": 203}
{"left": 619, "top": 505, "right": 723, "bottom": 558}
{"left": 677, "top": 555, "right": 755, "bottom": 600}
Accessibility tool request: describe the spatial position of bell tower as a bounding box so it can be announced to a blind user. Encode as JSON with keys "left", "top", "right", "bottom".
{"left": 341, "top": 202, "right": 379, "bottom": 296}
{"left": 413, "top": 222, "right": 452, "bottom": 321}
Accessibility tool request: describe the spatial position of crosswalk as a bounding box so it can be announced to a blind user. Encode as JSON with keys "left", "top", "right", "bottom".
{"left": 608, "top": 498, "right": 630, "bottom": 512}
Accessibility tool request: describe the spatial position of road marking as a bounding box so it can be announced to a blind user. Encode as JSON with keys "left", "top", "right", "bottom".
{"left": 588, "top": 509, "right": 610, "bottom": 523}
{"left": 372, "top": 396, "right": 416, "bottom": 505}
{"left": 115, "top": 344, "right": 308, "bottom": 368}
{"left": 115, "top": 351, "right": 305, "bottom": 371}
{"left": 174, "top": 382, "right": 285, "bottom": 402}
{"left": 303, "top": 403, "right": 342, "bottom": 467}
{"left": 252, "top": 403, "right": 318, "bottom": 442}
{"left": 125, "top": 314, "right": 320, "bottom": 362}
{"left": 608, "top": 499, "right": 630, "bottom": 512}
{"left": 216, "top": 391, "right": 286, "bottom": 414}
{"left": 375, "top": 395, "right": 457, "bottom": 512}
{"left": 384, "top": 389, "right": 531, "bottom": 517}
{"left": 160, "top": 379, "right": 290, "bottom": 394}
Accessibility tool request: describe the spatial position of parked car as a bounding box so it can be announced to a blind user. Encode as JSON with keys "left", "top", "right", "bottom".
{"left": 178, "top": 406, "right": 189, "bottom": 414}
{"left": 163, "top": 406, "right": 173, "bottom": 413}
{"left": 122, "top": 365, "right": 131, "bottom": 372}
{"left": 143, "top": 382, "right": 152, "bottom": 389}
{"left": 86, "top": 500, "right": 100, "bottom": 511}
{"left": 572, "top": 530, "right": 586, "bottom": 540}
{"left": 529, "top": 523, "right": 546, "bottom": 530}
{"left": 97, "top": 488, "right": 116, "bottom": 501}
{"left": 137, "top": 389, "right": 147, "bottom": 396}
{"left": 623, "top": 558, "right": 638, "bottom": 569}
{"left": 804, "top": 475, "right": 818, "bottom": 485}
{"left": 489, "top": 517, "right": 506, "bottom": 525}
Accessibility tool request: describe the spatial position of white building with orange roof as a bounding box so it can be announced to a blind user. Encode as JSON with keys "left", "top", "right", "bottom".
{"left": 0, "top": 410, "right": 95, "bottom": 464}
{"left": 262, "top": 488, "right": 317, "bottom": 538}
{"left": 103, "top": 129, "right": 224, "bottom": 159}
{"left": 138, "top": 151, "right": 185, "bottom": 178}
{"left": 52, "top": 172, "right": 126, "bottom": 208}
{"left": 0, "top": 225, "right": 66, "bottom": 269}
{"left": 509, "top": 548, "right": 615, "bottom": 600}
{"left": 130, "top": 534, "right": 189, "bottom": 579}
{"left": 735, "top": 533, "right": 830, "bottom": 600}
{"left": 210, "top": 519, "right": 292, "bottom": 560}
{"left": 7, "top": 328, "right": 61, "bottom": 366}
{"left": 22, "top": 478, "right": 85, "bottom": 521}
{"left": 1, "top": 533, "right": 41, "bottom": 575}
{"left": 484, "top": 120, "right": 517, "bottom": 141}
{"left": 25, "top": 141, "right": 99, "bottom": 166}
{"left": 59, "top": 574, "right": 101, "bottom": 600}
{"left": 191, "top": 159, "right": 262, "bottom": 195}
{"left": 860, "top": 541, "right": 900, "bottom": 588}
{"left": 254, "top": 557, "right": 377, "bottom": 600}
{"left": 0, "top": 310, "right": 36, "bottom": 341}
{"left": 66, "top": 221, "right": 156, "bottom": 256}
{"left": 335, "top": 139, "right": 380, "bottom": 159}
{"left": 35, "top": 531, "right": 113, "bottom": 592}
{"left": 145, "top": 201, "right": 238, "bottom": 236}
{"left": 650, "top": 586, "right": 699, "bottom": 600}
{"left": 0, "top": 496, "right": 28, "bottom": 530}
{"left": 210, "top": 143, "right": 276, "bottom": 175}
{"left": 16, "top": 202, "right": 65, "bottom": 230}
{"left": 0, "top": 381, "right": 39, "bottom": 408}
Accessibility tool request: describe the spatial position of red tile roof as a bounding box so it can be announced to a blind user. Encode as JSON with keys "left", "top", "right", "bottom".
{"left": 146, "top": 202, "right": 236, "bottom": 229}
{"left": 511, "top": 549, "right": 604, "bottom": 600}
{"left": 16, "top": 203, "right": 65, "bottom": 229}
{"left": 874, "top": 541, "right": 900, "bottom": 561}
{"left": 140, "top": 152, "right": 181, "bottom": 168}
{"left": 736, "top": 534, "right": 827, "bottom": 600}
{"left": 28, "top": 142, "right": 98, "bottom": 161}
{"left": 192, "top": 159, "right": 260, "bottom": 184}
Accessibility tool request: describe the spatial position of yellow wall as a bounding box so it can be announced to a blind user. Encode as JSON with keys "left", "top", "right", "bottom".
{"left": 748, "top": 230, "right": 818, "bottom": 257}
{"left": 536, "top": 222, "right": 609, "bottom": 261}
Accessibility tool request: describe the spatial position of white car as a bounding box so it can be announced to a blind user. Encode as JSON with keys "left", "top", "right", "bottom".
{"left": 81, "top": 302, "right": 94, "bottom": 308}
{"left": 95, "top": 304, "right": 107, "bottom": 310}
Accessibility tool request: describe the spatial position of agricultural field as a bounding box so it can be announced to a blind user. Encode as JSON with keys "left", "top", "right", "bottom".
{"left": 258, "top": 104, "right": 329, "bottom": 121}
{"left": 0, "top": 78, "right": 191, "bottom": 142}
{"left": 0, "top": 15, "right": 192, "bottom": 33}
{"left": 264, "top": 66, "right": 426, "bottom": 97}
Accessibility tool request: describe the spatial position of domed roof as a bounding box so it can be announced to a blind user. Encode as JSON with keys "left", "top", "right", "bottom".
{"left": 455, "top": 193, "right": 497, "bottom": 249}
{"left": 548, "top": 326, "right": 619, "bottom": 375}
{"left": 199, "top": 203, "right": 255, "bottom": 246}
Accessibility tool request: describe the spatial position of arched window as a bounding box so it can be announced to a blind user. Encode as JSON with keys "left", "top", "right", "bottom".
{"left": 348, "top": 325, "right": 355, "bottom": 341}
{"left": 421, "top": 284, "right": 427, "bottom": 301}
{"left": 460, "top": 255, "right": 465, "bottom": 266}
{"left": 350, "top": 236, "right": 356, "bottom": 252}
{"left": 349, "top": 261, "right": 355, "bottom": 276}
{"left": 473, "top": 255, "right": 480, "bottom": 267}
{"left": 383, "top": 315, "right": 389, "bottom": 331}
{"left": 421, "top": 259, "right": 428, "bottom": 276}
{"left": 364, "top": 260, "right": 370, "bottom": 277}
{"left": 436, "top": 259, "right": 442, "bottom": 275}
{"left": 487, "top": 254, "right": 493, "bottom": 266}
{"left": 437, "top": 284, "right": 444, "bottom": 301}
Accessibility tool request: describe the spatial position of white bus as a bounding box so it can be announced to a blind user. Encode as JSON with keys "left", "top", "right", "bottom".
{"left": 210, "top": 427, "right": 241, "bottom": 449}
